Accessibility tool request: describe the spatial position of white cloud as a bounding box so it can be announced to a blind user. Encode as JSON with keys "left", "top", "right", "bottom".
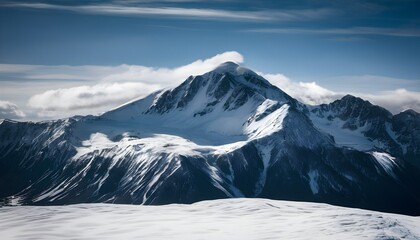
{"left": 0, "top": 100, "right": 25, "bottom": 119}
{"left": 262, "top": 73, "right": 420, "bottom": 114}
{"left": 262, "top": 73, "right": 343, "bottom": 105}
{"left": 26, "top": 51, "right": 243, "bottom": 117}
{"left": 360, "top": 89, "right": 420, "bottom": 114}
{"left": 28, "top": 82, "right": 161, "bottom": 111}
{"left": 5, "top": 3, "right": 334, "bottom": 22}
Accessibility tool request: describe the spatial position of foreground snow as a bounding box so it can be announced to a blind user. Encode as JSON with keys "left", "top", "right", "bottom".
{"left": 1, "top": 199, "right": 419, "bottom": 240}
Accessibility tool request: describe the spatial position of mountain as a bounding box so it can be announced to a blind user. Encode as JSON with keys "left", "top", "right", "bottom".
{"left": 1, "top": 62, "right": 420, "bottom": 215}
{"left": 309, "top": 95, "right": 420, "bottom": 168}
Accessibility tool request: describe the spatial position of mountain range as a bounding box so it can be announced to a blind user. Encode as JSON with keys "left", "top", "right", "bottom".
{"left": 1, "top": 62, "right": 419, "bottom": 215}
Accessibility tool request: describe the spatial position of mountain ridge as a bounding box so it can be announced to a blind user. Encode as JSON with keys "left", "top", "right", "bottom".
{"left": 1, "top": 62, "right": 420, "bottom": 215}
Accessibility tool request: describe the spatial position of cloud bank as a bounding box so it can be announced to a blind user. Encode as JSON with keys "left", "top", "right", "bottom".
{"left": 0, "top": 100, "right": 25, "bottom": 119}
{"left": 263, "top": 73, "right": 420, "bottom": 114}
{"left": 26, "top": 51, "right": 243, "bottom": 116}
{"left": 28, "top": 82, "right": 161, "bottom": 111}
{"left": 262, "top": 73, "right": 342, "bottom": 105}
{"left": 1, "top": 51, "right": 419, "bottom": 119}
{"left": 360, "top": 89, "right": 420, "bottom": 114}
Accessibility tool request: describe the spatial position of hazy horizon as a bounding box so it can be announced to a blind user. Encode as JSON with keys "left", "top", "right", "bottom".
{"left": 1, "top": 0, "right": 419, "bottom": 120}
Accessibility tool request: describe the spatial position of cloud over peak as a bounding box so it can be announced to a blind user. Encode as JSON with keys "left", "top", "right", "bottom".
{"left": 26, "top": 51, "right": 244, "bottom": 116}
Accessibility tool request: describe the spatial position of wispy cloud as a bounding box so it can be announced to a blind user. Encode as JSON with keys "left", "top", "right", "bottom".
{"left": 248, "top": 27, "right": 420, "bottom": 37}
{"left": 0, "top": 100, "right": 25, "bottom": 119}
{"left": 4, "top": 2, "right": 334, "bottom": 22}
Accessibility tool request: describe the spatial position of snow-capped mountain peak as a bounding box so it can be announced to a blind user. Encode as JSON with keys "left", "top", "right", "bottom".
{"left": 212, "top": 61, "right": 241, "bottom": 73}
{"left": 141, "top": 62, "right": 293, "bottom": 115}
{"left": 99, "top": 62, "right": 300, "bottom": 145}
{"left": 1, "top": 63, "right": 420, "bottom": 216}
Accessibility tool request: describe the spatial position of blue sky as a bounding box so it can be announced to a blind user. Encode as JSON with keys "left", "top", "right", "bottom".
{"left": 0, "top": 0, "right": 420, "bottom": 120}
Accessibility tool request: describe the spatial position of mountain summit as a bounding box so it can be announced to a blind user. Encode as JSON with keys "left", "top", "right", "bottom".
{"left": 102, "top": 62, "right": 298, "bottom": 144}
{"left": 1, "top": 62, "right": 420, "bottom": 215}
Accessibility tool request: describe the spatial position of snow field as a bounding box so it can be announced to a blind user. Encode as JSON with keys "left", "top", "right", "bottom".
{"left": 1, "top": 198, "right": 419, "bottom": 240}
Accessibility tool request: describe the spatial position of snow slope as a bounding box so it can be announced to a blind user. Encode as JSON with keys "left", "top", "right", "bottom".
{"left": 1, "top": 198, "right": 419, "bottom": 240}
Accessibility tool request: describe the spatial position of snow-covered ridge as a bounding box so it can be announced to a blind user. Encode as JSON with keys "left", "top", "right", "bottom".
{"left": 308, "top": 94, "right": 420, "bottom": 167}
{"left": 1, "top": 198, "right": 419, "bottom": 240}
